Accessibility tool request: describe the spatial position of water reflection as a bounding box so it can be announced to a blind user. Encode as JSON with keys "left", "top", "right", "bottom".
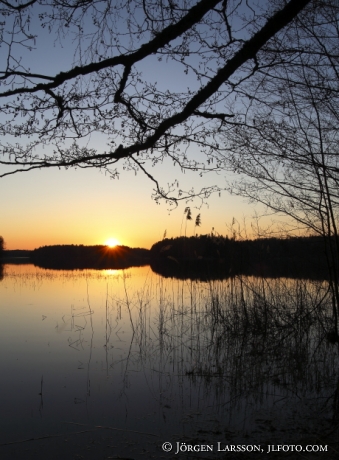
{"left": 0, "top": 264, "right": 338, "bottom": 458}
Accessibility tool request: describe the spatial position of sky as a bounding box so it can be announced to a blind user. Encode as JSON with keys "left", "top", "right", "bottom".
{"left": 1, "top": 153, "right": 262, "bottom": 250}
{"left": 0, "top": 1, "right": 271, "bottom": 250}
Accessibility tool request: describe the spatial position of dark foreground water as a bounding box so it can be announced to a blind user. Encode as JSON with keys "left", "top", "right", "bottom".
{"left": 0, "top": 264, "right": 338, "bottom": 459}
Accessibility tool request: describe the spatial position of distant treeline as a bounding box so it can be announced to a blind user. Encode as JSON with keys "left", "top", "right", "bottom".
{"left": 0, "top": 235, "right": 331, "bottom": 280}
{"left": 150, "top": 235, "right": 329, "bottom": 280}
{"left": 1, "top": 249, "right": 31, "bottom": 263}
{"left": 30, "top": 245, "right": 150, "bottom": 270}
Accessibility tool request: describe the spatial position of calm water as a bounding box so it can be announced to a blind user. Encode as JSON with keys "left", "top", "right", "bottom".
{"left": 0, "top": 264, "right": 338, "bottom": 459}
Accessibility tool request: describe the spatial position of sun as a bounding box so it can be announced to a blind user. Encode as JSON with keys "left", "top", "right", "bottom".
{"left": 105, "top": 238, "right": 120, "bottom": 248}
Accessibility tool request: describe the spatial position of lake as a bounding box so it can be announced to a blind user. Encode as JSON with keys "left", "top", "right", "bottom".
{"left": 0, "top": 264, "right": 338, "bottom": 459}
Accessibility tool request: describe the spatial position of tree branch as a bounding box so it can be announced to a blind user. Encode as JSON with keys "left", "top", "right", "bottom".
{"left": 0, "top": 0, "right": 221, "bottom": 98}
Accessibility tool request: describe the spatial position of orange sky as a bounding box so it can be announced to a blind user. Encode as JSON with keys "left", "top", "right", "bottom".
{"left": 1, "top": 159, "right": 266, "bottom": 250}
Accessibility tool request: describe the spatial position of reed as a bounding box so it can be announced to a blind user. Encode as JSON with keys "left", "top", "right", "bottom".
{"left": 115, "top": 273, "right": 339, "bottom": 449}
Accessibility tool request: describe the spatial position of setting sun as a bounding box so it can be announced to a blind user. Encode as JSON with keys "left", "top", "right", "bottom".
{"left": 105, "top": 238, "right": 121, "bottom": 248}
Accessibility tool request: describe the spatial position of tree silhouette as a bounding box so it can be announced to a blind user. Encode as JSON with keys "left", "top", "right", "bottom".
{"left": 222, "top": 0, "right": 339, "bottom": 338}
{"left": 0, "top": 236, "right": 4, "bottom": 280}
{"left": 0, "top": 0, "right": 311, "bottom": 202}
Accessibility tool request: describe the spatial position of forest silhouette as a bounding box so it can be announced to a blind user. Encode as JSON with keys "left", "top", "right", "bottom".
{"left": 1, "top": 235, "right": 329, "bottom": 281}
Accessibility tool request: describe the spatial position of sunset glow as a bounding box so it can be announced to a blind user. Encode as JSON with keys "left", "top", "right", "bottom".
{"left": 105, "top": 238, "right": 121, "bottom": 248}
